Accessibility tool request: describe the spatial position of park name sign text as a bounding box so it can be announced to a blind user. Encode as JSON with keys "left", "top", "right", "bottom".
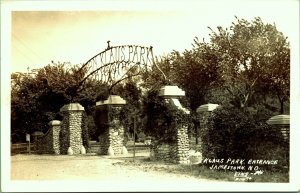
{"left": 79, "top": 44, "right": 154, "bottom": 84}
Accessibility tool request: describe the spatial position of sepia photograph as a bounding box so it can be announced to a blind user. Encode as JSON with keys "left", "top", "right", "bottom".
{"left": 1, "top": 0, "right": 300, "bottom": 192}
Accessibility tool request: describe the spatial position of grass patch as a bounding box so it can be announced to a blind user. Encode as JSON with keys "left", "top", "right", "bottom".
{"left": 250, "top": 170, "right": 289, "bottom": 182}
{"left": 114, "top": 157, "right": 289, "bottom": 182}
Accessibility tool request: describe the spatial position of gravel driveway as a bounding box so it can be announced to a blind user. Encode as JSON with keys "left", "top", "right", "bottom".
{"left": 10, "top": 153, "right": 217, "bottom": 191}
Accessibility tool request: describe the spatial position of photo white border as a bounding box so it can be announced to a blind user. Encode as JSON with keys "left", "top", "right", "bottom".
{"left": 1, "top": 0, "right": 300, "bottom": 192}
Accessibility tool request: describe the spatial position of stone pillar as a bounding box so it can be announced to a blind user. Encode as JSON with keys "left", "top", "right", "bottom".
{"left": 266, "top": 114, "right": 290, "bottom": 167}
{"left": 196, "top": 103, "right": 219, "bottom": 156}
{"left": 48, "top": 120, "right": 61, "bottom": 154}
{"left": 267, "top": 114, "right": 290, "bottom": 141}
{"left": 60, "top": 103, "right": 86, "bottom": 155}
{"left": 95, "top": 95, "right": 127, "bottom": 156}
{"left": 174, "top": 124, "right": 190, "bottom": 164}
{"left": 197, "top": 103, "right": 219, "bottom": 131}
{"left": 154, "top": 85, "right": 190, "bottom": 164}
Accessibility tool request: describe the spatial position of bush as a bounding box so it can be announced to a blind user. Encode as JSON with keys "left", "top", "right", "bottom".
{"left": 201, "top": 105, "right": 288, "bottom": 171}
{"left": 142, "top": 89, "right": 192, "bottom": 143}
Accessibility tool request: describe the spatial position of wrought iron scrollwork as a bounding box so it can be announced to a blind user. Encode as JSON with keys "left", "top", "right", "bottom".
{"left": 77, "top": 42, "right": 155, "bottom": 89}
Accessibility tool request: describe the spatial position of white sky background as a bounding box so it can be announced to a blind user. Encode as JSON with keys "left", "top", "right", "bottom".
{"left": 1, "top": 0, "right": 300, "bottom": 192}
{"left": 8, "top": 0, "right": 299, "bottom": 73}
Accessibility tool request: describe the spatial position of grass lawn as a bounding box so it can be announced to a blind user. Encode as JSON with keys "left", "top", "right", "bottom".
{"left": 114, "top": 157, "right": 289, "bottom": 183}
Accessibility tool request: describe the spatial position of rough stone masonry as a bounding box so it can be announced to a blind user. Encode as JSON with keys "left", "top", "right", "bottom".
{"left": 95, "top": 95, "right": 128, "bottom": 156}
{"left": 59, "top": 103, "right": 86, "bottom": 155}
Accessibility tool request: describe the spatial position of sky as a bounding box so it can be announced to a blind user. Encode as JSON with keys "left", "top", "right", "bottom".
{"left": 8, "top": 0, "right": 299, "bottom": 73}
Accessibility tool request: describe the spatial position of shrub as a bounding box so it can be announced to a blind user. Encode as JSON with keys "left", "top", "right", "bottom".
{"left": 142, "top": 89, "right": 192, "bottom": 143}
{"left": 201, "top": 105, "right": 288, "bottom": 171}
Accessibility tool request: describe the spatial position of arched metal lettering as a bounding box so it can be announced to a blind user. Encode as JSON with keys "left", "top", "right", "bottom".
{"left": 78, "top": 42, "right": 155, "bottom": 87}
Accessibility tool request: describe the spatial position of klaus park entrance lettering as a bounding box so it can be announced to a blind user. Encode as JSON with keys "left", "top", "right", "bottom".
{"left": 78, "top": 42, "right": 154, "bottom": 86}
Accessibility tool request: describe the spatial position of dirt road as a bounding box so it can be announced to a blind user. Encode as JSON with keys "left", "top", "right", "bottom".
{"left": 10, "top": 153, "right": 218, "bottom": 191}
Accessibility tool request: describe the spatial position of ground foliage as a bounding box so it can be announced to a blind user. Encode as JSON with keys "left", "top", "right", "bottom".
{"left": 142, "top": 89, "right": 192, "bottom": 143}
{"left": 115, "top": 158, "right": 289, "bottom": 182}
{"left": 201, "top": 105, "right": 289, "bottom": 172}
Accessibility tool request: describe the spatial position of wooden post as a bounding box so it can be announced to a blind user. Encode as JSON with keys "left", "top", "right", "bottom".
{"left": 26, "top": 134, "right": 31, "bottom": 154}
{"left": 133, "top": 115, "right": 136, "bottom": 162}
{"left": 28, "top": 141, "right": 31, "bottom": 154}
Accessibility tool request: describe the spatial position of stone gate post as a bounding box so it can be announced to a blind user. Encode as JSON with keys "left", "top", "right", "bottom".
{"left": 49, "top": 120, "right": 61, "bottom": 154}
{"left": 197, "top": 103, "right": 219, "bottom": 131}
{"left": 151, "top": 85, "right": 190, "bottom": 164}
{"left": 196, "top": 103, "right": 219, "bottom": 154}
{"left": 95, "top": 95, "right": 127, "bottom": 156}
{"left": 266, "top": 114, "right": 290, "bottom": 141}
{"left": 60, "top": 103, "right": 86, "bottom": 155}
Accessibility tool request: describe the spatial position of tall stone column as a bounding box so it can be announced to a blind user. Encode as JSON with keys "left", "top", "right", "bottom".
{"left": 197, "top": 103, "right": 219, "bottom": 131}
{"left": 196, "top": 103, "right": 219, "bottom": 157}
{"left": 266, "top": 114, "right": 290, "bottom": 141}
{"left": 174, "top": 124, "right": 190, "bottom": 164}
{"left": 94, "top": 95, "right": 127, "bottom": 156}
{"left": 153, "top": 85, "right": 190, "bottom": 164}
{"left": 60, "top": 103, "right": 86, "bottom": 155}
{"left": 48, "top": 120, "right": 61, "bottom": 154}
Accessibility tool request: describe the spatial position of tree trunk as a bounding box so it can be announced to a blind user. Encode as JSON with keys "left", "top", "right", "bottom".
{"left": 195, "top": 124, "right": 199, "bottom": 144}
{"left": 193, "top": 118, "right": 200, "bottom": 145}
{"left": 280, "top": 100, "right": 284, "bottom": 114}
{"left": 276, "top": 87, "right": 285, "bottom": 114}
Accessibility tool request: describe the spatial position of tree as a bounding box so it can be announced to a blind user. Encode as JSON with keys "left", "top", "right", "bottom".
{"left": 206, "top": 17, "right": 290, "bottom": 111}
{"left": 11, "top": 71, "right": 51, "bottom": 142}
{"left": 169, "top": 41, "right": 222, "bottom": 110}
{"left": 117, "top": 80, "right": 144, "bottom": 142}
{"left": 11, "top": 62, "right": 105, "bottom": 142}
{"left": 141, "top": 88, "right": 191, "bottom": 144}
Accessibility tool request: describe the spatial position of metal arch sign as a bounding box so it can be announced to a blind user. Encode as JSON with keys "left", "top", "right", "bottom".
{"left": 92, "top": 45, "right": 153, "bottom": 67}
{"left": 78, "top": 42, "right": 155, "bottom": 86}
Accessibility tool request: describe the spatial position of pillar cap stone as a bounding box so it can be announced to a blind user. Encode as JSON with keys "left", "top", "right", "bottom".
{"left": 96, "top": 95, "right": 126, "bottom": 106}
{"left": 48, "top": 120, "right": 61, "bottom": 126}
{"left": 197, "top": 103, "right": 219, "bottom": 112}
{"left": 159, "top": 85, "right": 185, "bottom": 98}
{"left": 60, "top": 103, "right": 84, "bottom": 112}
{"left": 32, "top": 131, "right": 44, "bottom": 136}
{"left": 267, "top": 114, "right": 290, "bottom": 126}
